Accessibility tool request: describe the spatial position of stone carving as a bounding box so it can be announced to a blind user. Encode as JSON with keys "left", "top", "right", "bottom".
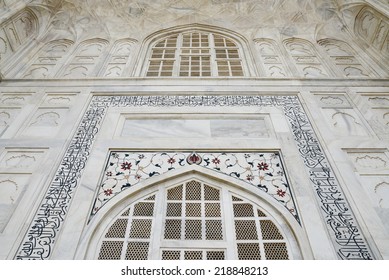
{"left": 0, "top": 8, "right": 38, "bottom": 62}
{"left": 283, "top": 38, "right": 330, "bottom": 78}
{"left": 0, "top": 179, "right": 19, "bottom": 205}
{"left": 355, "top": 6, "right": 388, "bottom": 58}
{"left": 101, "top": 39, "right": 135, "bottom": 77}
{"left": 319, "top": 96, "right": 344, "bottom": 106}
{"left": 374, "top": 182, "right": 389, "bottom": 208}
{"left": 47, "top": 96, "right": 71, "bottom": 105}
{"left": 318, "top": 39, "right": 372, "bottom": 78}
{"left": 5, "top": 154, "right": 36, "bottom": 168}
{"left": 255, "top": 39, "right": 289, "bottom": 77}
{"left": 0, "top": 111, "right": 11, "bottom": 126}
{"left": 0, "top": 176, "right": 28, "bottom": 232}
{"left": 1, "top": 95, "right": 26, "bottom": 105}
{"left": 355, "top": 155, "right": 387, "bottom": 170}
{"left": 384, "top": 112, "right": 389, "bottom": 126}
{"left": 331, "top": 111, "right": 366, "bottom": 136}
{"left": 15, "top": 95, "right": 373, "bottom": 260}
{"left": 22, "top": 40, "right": 74, "bottom": 79}
{"left": 60, "top": 39, "right": 109, "bottom": 78}
{"left": 368, "top": 97, "right": 389, "bottom": 107}
{"left": 0, "top": 37, "right": 8, "bottom": 61}
{"left": 30, "top": 112, "right": 60, "bottom": 127}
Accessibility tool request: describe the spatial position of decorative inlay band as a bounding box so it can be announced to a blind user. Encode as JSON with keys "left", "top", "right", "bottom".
{"left": 15, "top": 95, "right": 373, "bottom": 260}
{"left": 92, "top": 151, "right": 298, "bottom": 221}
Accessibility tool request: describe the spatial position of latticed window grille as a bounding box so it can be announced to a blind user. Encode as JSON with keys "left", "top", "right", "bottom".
{"left": 146, "top": 31, "right": 244, "bottom": 77}
{"left": 97, "top": 180, "right": 291, "bottom": 260}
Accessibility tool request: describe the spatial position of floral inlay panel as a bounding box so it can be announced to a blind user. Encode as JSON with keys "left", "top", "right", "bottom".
{"left": 93, "top": 151, "right": 298, "bottom": 221}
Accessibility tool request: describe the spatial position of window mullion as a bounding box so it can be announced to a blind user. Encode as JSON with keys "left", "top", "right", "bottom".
{"left": 209, "top": 34, "right": 218, "bottom": 77}
{"left": 223, "top": 190, "right": 236, "bottom": 259}
{"left": 149, "top": 188, "right": 165, "bottom": 259}
{"left": 174, "top": 33, "right": 183, "bottom": 76}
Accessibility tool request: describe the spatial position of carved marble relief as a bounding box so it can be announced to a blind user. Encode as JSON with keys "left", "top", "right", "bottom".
{"left": 375, "top": 182, "right": 389, "bottom": 208}
{"left": 254, "top": 39, "right": 289, "bottom": 77}
{"left": 15, "top": 95, "right": 374, "bottom": 260}
{"left": 315, "top": 94, "right": 351, "bottom": 108}
{"left": 0, "top": 108, "right": 19, "bottom": 136}
{"left": 283, "top": 38, "right": 330, "bottom": 78}
{"left": 0, "top": 149, "right": 45, "bottom": 171}
{"left": 101, "top": 39, "right": 135, "bottom": 77}
{"left": 348, "top": 151, "right": 389, "bottom": 175}
{"left": 20, "top": 108, "right": 68, "bottom": 138}
{"left": 0, "top": 175, "right": 29, "bottom": 232}
{"left": 0, "top": 93, "right": 30, "bottom": 106}
{"left": 22, "top": 40, "right": 74, "bottom": 79}
{"left": 322, "top": 109, "right": 368, "bottom": 136}
{"left": 362, "top": 95, "right": 389, "bottom": 140}
{"left": 355, "top": 6, "right": 389, "bottom": 58}
{"left": 0, "top": 8, "right": 38, "bottom": 62}
{"left": 43, "top": 93, "right": 77, "bottom": 105}
{"left": 60, "top": 39, "right": 109, "bottom": 78}
{"left": 318, "top": 39, "right": 373, "bottom": 78}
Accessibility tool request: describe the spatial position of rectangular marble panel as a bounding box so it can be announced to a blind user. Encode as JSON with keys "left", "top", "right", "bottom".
{"left": 121, "top": 118, "right": 269, "bottom": 138}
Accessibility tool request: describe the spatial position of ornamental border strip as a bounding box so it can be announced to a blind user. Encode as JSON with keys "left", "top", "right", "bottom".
{"left": 15, "top": 95, "right": 373, "bottom": 260}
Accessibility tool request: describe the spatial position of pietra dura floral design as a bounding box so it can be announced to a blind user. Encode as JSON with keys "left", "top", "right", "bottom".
{"left": 15, "top": 95, "right": 373, "bottom": 260}
{"left": 92, "top": 151, "right": 298, "bottom": 221}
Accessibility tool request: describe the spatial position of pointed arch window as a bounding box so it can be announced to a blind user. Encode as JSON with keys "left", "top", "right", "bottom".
{"left": 146, "top": 31, "right": 244, "bottom": 77}
{"left": 95, "top": 178, "right": 296, "bottom": 260}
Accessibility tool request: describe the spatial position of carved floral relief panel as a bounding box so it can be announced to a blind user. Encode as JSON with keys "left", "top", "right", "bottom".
{"left": 255, "top": 39, "right": 289, "bottom": 77}
{"left": 60, "top": 39, "right": 109, "bottom": 78}
{"left": 355, "top": 6, "right": 389, "bottom": 58}
{"left": 0, "top": 174, "right": 30, "bottom": 232}
{"left": 347, "top": 151, "right": 389, "bottom": 175}
{"left": 0, "top": 8, "right": 38, "bottom": 63}
{"left": 283, "top": 38, "right": 331, "bottom": 78}
{"left": 360, "top": 94, "right": 389, "bottom": 140}
{"left": 21, "top": 40, "right": 74, "bottom": 79}
{"left": 19, "top": 107, "right": 69, "bottom": 138}
{"left": 101, "top": 39, "right": 135, "bottom": 77}
{"left": 321, "top": 108, "right": 369, "bottom": 137}
{"left": 318, "top": 39, "right": 374, "bottom": 78}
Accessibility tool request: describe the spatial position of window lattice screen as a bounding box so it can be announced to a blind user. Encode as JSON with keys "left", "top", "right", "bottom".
{"left": 97, "top": 180, "right": 290, "bottom": 260}
{"left": 146, "top": 32, "right": 244, "bottom": 77}
{"left": 97, "top": 195, "right": 155, "bottom": 260}
{"left": 232, "top": 195, "right": 289, "bottom": 260}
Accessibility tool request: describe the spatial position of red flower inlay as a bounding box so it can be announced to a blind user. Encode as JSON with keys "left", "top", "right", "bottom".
{"left": 257, "top": 162, "right": 269, "bottom": 171}
{"left": 246, "top": 174, "right": 254, "bottom": 181}
{"left": 104, "top": 189, "right": 113, "bottom": 196}
{"left": 167, "top": 157, "right": 176, "bottom": 164}
{"left": 121, "top": 161, "right": 132, "bottom": 170}
{"left": 212, "top": 158, "right": 221, "bottom": 164}
{"left": 277, "top": 189, "right": 286, "bottom": 197}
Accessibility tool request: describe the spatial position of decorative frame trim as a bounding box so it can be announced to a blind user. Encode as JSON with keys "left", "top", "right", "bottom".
{"left": 15, "top": 95, "right": 373, "bottom": 260}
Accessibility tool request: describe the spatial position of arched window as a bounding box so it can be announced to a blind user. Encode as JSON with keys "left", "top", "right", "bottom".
{"left": 145, "top": 30, "right": 245, "bottom": 77}
{"left": 94, "top": 177, "right": 299, "bottom": 260}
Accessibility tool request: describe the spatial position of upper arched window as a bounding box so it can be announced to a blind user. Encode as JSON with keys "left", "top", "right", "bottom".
{"left": 146, "top": 31, "right": 245, "bottom": 77}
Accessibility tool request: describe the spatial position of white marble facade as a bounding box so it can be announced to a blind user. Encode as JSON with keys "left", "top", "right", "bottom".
{"left": 0, "top": 0, "right": 388, "bottom": 260}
